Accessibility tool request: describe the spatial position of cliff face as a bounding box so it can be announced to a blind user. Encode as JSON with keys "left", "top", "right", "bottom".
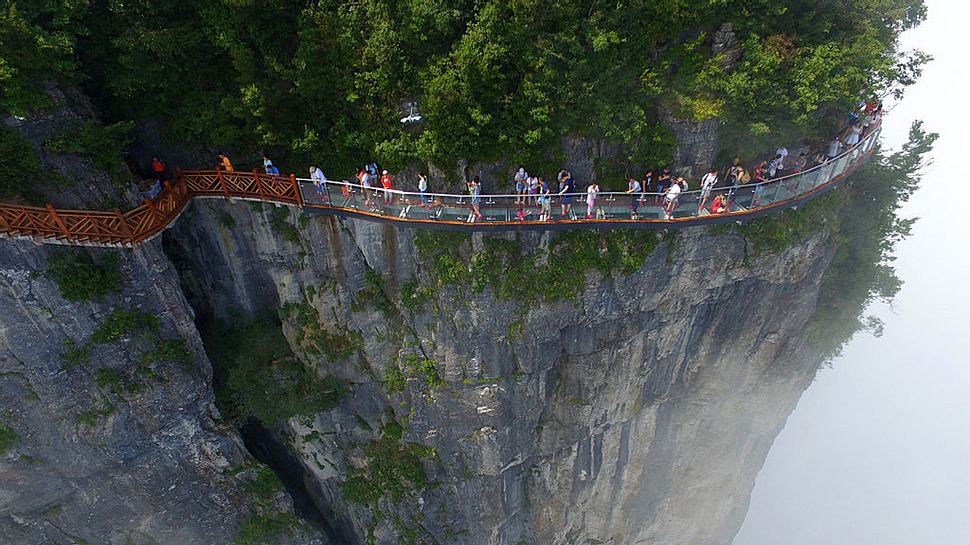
{"left": 161, "top": 199, "right": 836, "bottom": 545}
{"left": 0, "top": 240, "right": 323, "bottom": 545}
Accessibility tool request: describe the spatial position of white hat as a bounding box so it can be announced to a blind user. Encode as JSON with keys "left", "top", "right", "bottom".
{"left": 382, "top": 170, "right": 388, "bottom": 174}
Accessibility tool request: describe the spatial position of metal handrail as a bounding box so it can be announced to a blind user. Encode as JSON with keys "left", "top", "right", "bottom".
{"left": 297, "top": 127, "right": 879, "bottom": 201}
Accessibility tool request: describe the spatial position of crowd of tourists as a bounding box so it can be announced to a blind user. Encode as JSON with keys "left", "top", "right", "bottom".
{"left": 186, "top": 99, "right": 882, "bottom": 223}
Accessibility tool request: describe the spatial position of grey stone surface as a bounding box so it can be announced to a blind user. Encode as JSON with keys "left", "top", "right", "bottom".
{"left": 0, "top": 240, "right": 324, "bottom": 545}
{"left": 167, "top": 198, "right": 839, "bottom": 545}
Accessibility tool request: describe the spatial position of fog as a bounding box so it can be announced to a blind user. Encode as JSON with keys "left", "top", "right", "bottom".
{"left": 733, "top": 1, "right": 970, "bottom": 543}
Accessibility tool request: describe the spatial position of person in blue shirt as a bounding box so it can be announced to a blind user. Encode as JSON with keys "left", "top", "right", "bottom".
{"left": 265, "top": 160, "right": 280, "bottom": 176}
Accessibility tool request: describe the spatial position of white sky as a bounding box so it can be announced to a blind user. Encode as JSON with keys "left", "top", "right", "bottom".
{"left": 734, "top": 1, "right": 970, "bottom": 544}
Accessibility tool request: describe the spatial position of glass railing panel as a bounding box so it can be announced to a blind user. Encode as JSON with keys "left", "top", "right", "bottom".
{"left": 669, "top": 191, "right": 702, "bottom": 218}
{"left": 758, "top": 181, "right": 781, "bottom": 206}
{"left": 774, "top": 174, "right": 801, "bottom": 202}
{"left": 730, "top": 185, "right": 757, "bottom": 210}
{"left": 828, "top": 157, "right": 843, "bottom": 178}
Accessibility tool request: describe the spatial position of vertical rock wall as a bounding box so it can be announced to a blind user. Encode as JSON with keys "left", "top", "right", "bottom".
{"left": 0, "top": 240, "right": 322, "bottom": 545}
{"left": 165, "top": 199, "right": 837, "bottom": 545}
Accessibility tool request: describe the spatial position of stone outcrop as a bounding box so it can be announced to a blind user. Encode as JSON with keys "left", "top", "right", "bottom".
{"left": 161, "top": 198, "right": 838, "bottom": 545}
{"left": 0, "top": 240, "right": 323, "bottom": 545}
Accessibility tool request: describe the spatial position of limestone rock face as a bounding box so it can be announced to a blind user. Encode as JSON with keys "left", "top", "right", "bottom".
{"left": 660, "top": 106, "right": 722, "bottom": 179}
{"left": 165, "top": 199, "right": 837, "bottom": 545}
{"left": 0, "top": 240, "right": 323, "bottom": 545}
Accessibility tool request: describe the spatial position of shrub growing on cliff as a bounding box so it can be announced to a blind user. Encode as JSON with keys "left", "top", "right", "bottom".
{"left": 0, "top": 125, "right": 45, "bottom": 202}
{"left": 339, "top": 423, "right": 434, "bottom": 505}
{"left": 0, "top": 422, "right": 20, "bottom": 454}
{"left": 202, "top": 315, "right": 346, "bottom": 426}
{"left": 89, "top": 309, "right": 159, "bottom": 344}
{"left": 43, "top": 121, "right": 135, "bottom": 183}
{"left": 45, "top": 249, "right": 122, "bottom": 302}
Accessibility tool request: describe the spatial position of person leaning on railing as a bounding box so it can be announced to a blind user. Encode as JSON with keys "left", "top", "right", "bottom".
{"left": 309, "top": 166, "right": 327, "bottom": 202}
{"left": 218, "top": 153, "right": 234, "bottom": 172}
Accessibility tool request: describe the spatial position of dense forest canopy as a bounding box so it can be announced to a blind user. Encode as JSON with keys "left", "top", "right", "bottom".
{"left": 0, "top": 0, "right": 926, "bottom": 183}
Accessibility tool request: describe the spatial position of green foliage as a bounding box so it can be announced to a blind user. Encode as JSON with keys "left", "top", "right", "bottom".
{"left": 339, "top": 423, "right": 434, "bottom": 505}
{"left": 46, "top": 249, "right": 122, "bottom": 303}
{"left": 0, "top": 3, "right": 84, "bottom": 116}
{"left": 266, "top": 206, "right": 301, "bottom": 245}
{"left": 809, "top": 121, "right": 937, "bottom": 359}
{"left": 140, "top": 339, "right": 193, "bottom": 367}
{"left": 44, "top": 121, "right": 135, "bottom": 183}
{"left": 0, "top": 422, "right": 19, "bottom": 454}
{"left": 416, "top": 229, "right": 662, "bottom": 306}
{"left": 234, "top": 512, "right": 301, "bottom": 545}
{"left": 202, "top": 315, "right": 346, "bottom": 426}
{"left": 280, "top": 298, "right": 363, "bottom": 360}
{"left": 61, "top": 338, "right": 91, "bottom": 368}
{"left": 399, "top": 278, "right": 431, "bottom": 313}
{"left": 2, "top": 0, "right": 925, "bottom": 181}
{"left": 354, "top": 268, "right": 394, "bottom": 314}
{"left": 89, "top": 309, "right": 159, "bottom": 345}
{"left": 243, "top": 466, "right": 284, "bottom": 502}
{"left": 400, "top": 354, "right": 444, "bottom": 389}
{"left": 384, "top": 366, "right": 407, "bottom": 394}
{"left": 0, "top": 125, "right": 45, "bottom": 202}
{"left": 93, "top": 368, "right": 123, "bottom": 389}
{"left": 75, "top": 401, "right": 114, "bottom": 428}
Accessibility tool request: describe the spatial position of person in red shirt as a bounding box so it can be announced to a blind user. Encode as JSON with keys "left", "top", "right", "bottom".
{"left": 151, "top": 156, "right": 165, "bottom": 182}
{"left": 711, "top": 193, "right": 728, "bottom": 214}
{"left": 380, "top": 170, "right": 394, "bottom": 204}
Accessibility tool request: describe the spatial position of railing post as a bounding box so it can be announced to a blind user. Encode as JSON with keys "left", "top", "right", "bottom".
{"left": 175, "top": 166, "right": 188, "bottom": 199}
{"left": 113, "top": 207, "right": 134, "bottom": 243}
{"left": 144, "top": 198, "right": 163, "bottom": 223}
{"left": 254, "top": 170, "right": 266, "bottom": 201}
{"left": 46, "top": 204, "right": 71, "bottom": 240}
{"left": 291, "top": 173, "right": 304, "bottom": 208}
{"left": 217, "top": 167, "right": 229, "bottom": 199}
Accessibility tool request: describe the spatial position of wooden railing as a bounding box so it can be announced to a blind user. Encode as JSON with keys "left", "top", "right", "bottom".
{"left": 0, "top": 169, "right": 303, "bottom": 246}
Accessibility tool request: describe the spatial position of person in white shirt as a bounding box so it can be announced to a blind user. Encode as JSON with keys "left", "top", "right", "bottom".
{"left": 699, "top": 167, "right": 718, "bottom": 212}
{"left": 775, "top": 146, "right": 789, "bottom": 168}
{"left": 845, "top": 123, "right": 863, "bottom": 147}
{"left": 514, "top": 167, "right": 528, "bottom": 204}
{"left": 768, "top": 154, "right": 783, "bottom": 178}
{"left": 586, "top": 183, "right": 600, "bottom": 219}
{"left": 825, "top": 138, "right": 843, "bottom": 161}
{"left": 309, "top": 166, "right": 328, "bottom": 201}
{"left": 418, "top": 174, "right": 431, "bottom": 209}
{"left": 664, "top": 180, "right": 682, "bottom": 219}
